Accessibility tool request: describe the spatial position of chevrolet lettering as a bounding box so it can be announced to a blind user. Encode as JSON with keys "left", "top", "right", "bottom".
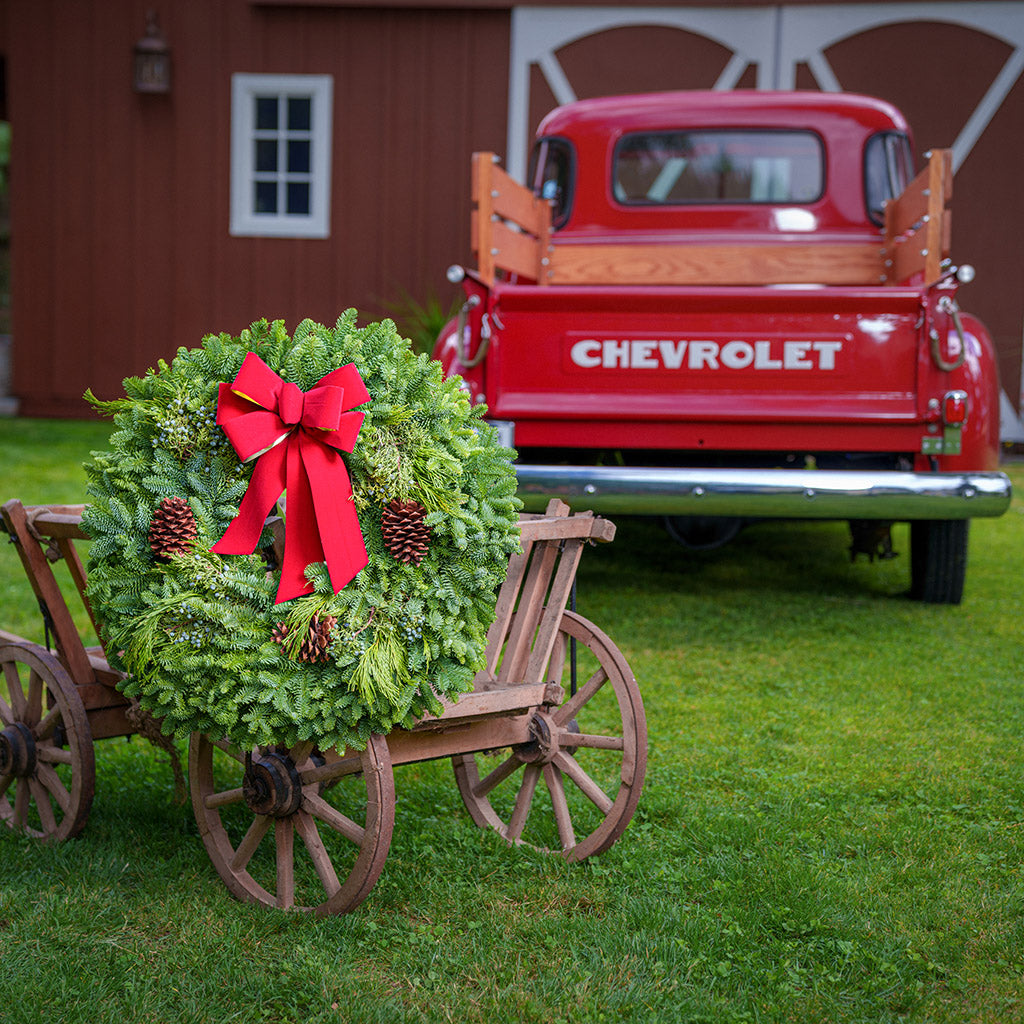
{"left": 435, "top": 90, "right": 1010, "bottom": 604}
{"left": 568, "top": 338, "right": 844, "bottom": 371}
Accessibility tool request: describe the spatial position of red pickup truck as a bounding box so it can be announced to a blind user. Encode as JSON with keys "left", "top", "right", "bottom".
{"left": 434, "top": 91, "right": 1011, "bottom": 603}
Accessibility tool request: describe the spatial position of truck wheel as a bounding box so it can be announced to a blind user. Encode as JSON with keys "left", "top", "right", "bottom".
{"left": 909, "top": 520, "right": 968, "bottom": 604}
{"left": 663, "top": 515, "right": 743, "bottom": 550}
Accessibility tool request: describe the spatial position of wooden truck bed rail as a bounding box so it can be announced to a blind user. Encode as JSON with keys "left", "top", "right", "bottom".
{"left": 471, "top": 149, "right": 952, "bottom": 288}
{"left": 882, "top": 148, "right": 953, "bottom": 285}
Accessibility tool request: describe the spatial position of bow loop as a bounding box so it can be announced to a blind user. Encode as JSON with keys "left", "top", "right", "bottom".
{"left": 211, "top": 352, "right": 369, "bottom": 603}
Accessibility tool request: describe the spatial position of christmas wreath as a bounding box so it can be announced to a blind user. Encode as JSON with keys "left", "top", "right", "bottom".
{"left": 83, "top": 313, "right": 521, "bottom": 750}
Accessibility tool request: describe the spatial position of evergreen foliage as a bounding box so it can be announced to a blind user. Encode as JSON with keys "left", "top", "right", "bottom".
{"left": 83, "top": 313, "right": 521, "bottom": 750}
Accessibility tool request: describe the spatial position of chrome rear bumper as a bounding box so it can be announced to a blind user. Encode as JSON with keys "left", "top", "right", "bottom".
{"left": 514, "top": 464, "right": 1012, "bottom": 520}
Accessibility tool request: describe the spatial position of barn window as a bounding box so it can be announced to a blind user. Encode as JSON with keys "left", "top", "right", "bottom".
{"left": 230, "top": 73, "right": 333, "bottom": 238}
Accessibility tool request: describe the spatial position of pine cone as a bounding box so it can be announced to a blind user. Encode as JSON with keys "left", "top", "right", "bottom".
{"left": 149, "top": 497, "right": 198, "bottom": 559}
{"left": 381, "top": 499, "right": 431, "bottom": 566}
{"left": 273, "top": 614, "right": 337, "bottom": 664}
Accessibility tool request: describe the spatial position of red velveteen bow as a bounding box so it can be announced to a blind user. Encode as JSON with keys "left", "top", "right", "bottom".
{"left": 210, "top": 351, "right": 370, "bottom": 604}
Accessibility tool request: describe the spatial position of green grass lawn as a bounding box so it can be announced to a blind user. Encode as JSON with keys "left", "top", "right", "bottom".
{"left": 0, "top": 417, "right": 1022, "bottom": 1024}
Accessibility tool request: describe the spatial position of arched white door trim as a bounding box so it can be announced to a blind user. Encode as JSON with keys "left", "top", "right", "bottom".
{"left": 508, "top": 3, "right": 1024, "bottom": 179}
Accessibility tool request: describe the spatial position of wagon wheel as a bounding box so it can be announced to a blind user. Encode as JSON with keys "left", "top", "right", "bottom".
{"left": 0, "top": 642, "right": 95, "bottom": 841}
{"left": 453, "top": 610, "right": 647, "bottom": 861}
{"left": 189, "top": 732, "right": 395, "bottom": 916}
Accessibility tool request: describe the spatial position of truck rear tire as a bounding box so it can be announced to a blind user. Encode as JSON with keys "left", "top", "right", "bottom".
{"left": 663, "top": 515, "right": 743, "bottom": 551}
{"left": 909, "top": 519, "right": 968, "bottom": 604}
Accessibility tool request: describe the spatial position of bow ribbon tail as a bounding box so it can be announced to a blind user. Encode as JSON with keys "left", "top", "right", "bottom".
{"left": 301, "top": 432, "right": 368, "bottom": 594}
{"left": 274, "top": 436, "right": 327, "bottom": 603}
{"left": 211, "top": 442, "right": 288, "bottom": 556}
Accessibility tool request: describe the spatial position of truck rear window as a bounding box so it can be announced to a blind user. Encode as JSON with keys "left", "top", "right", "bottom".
{"left": 613, "top": 130, "right": 824, "bottom": 206}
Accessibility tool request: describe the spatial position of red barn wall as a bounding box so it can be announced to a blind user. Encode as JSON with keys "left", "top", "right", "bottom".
{"left": 1, "top": 0, "right": 509, "bottom": 416}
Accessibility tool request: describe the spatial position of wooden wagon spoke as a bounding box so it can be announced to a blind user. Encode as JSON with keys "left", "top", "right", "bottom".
{"left": 302, "top": 791, "right": 364, "bottom": 846}
{"left": 35, "top": 704, "right": 63, "bottom": 741}
{"left": 37, "top": 741, "right": 73, "bottom": 765}
{"left": 288, "top": 740, "right": 315, "bottom": 766}
{"left": 203, "top": 786, "right": 245, "bottom": 810}
{"left": 24, "top": 670, "right": 44, "bottom": 727}
{"left": 547, "top": 631, "right": 568, "bottom": 680}
{"left": 28, "top": 778, "right": 57, "bottom": 834}
{"left": 230, "top": 814, "right": 272, "bottom": 872}
{"left": 473, "top": 752, "right": 521, "bottom": 798}
{"left": 275, "top": 818, "right": 295, "bottom": 910}
{"left": 0, "top": 695, "right": 13, "bottom": 727}
{"left": 563, "top": 731, "right": 624, "bottom": 751}
{"left": 13, "top": 778, "right": 29, "bottom": 827}
{"left": 543, "top": 763, "right": 576, "bottom": 851}
{"left": 209, "top": 737, "right": 249, "bottom": 764}
{"left": 299, "top": 753, "right": 361, "bottom": 788}
{"left": 553, "top": 751, "right": 614, "bottom": 814}
{"left": 553, "top": 666, "right": 608, "bottom": 726}
{"left": 293, "top": 810, "right": 342, "bottom": 898}
{"left": 505, "top": 763, "right": 541, "bottom": 843}
{"left": 0, "top": 772, "right": 13, "bottom": 799}
{"left": 4, "top": 662, "right": 26, "bottom": 718}
{"left": 34, "top": 762, "right": 72, "bottom": 814}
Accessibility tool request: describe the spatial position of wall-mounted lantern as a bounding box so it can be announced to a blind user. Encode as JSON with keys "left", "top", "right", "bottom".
{"left": 133, "top": 11, "right": 171, "bottom": 94}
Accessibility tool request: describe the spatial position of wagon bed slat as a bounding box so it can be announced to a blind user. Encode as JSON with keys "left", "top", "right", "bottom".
{"left": 497, "top": 501, "right": 574, "bottom": 683}
{"left": 412, "top": 681, "right": 561, "bottom": 730}
{"left": 524, "top": 537, "right": 587, "bottom": 682}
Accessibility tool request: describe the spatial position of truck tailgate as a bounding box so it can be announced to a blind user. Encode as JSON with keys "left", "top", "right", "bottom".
{"left": 487, "top": 284, "right": 926, "bottom": 452}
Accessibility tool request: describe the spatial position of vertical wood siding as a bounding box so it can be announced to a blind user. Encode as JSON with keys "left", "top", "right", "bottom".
{"left": 5, "top": 0, "right": 509, "bottom": 415}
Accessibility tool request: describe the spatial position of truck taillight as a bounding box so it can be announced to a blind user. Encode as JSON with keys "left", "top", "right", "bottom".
{"left": 943, "top": 390, "right": 968, "bottom": 425}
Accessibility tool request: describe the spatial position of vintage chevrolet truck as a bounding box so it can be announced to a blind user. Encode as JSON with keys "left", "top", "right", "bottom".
{"left": 433, "top": 91, "right": 1012, "bottom": 603}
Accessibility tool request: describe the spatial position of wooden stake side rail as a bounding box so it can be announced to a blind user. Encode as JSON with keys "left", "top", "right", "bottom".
{"left": 470, "top": 148, "right": 953, "bottom": 287}
{"left": 883, "top": 148, "right": 953, "bottom": 285}
{"left": 0, "top": 498, "right": 618, "bottom": 747}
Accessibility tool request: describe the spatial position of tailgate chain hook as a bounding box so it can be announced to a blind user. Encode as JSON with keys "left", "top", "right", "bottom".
{"left": 931, "top": 295, "right": 967, "bottom": 372}
{"left": 455, "top": 294, "right": 492, "bottom": 369}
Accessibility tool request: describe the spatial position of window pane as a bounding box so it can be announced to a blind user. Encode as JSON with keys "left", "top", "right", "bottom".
{"left": 286, "top": 139, "right": 311, "bottom": 174}
{"left": 864, "top": 132, "right": 913, "bottom": 225}
{"left": 255, "top": 139, "right": 278, "bottom": 173}
{"left": 614, "top": 130, "right": 823, "bottom": 205}
{"left": 255, "top": 96, "right": 278, "bottom": 131}
{"left": 288, "top": 97, "right": 311, "bottom": 132}
{"left": 286, "top": 181, "right": 310, "bottom": 215}
{"left": 255, "top": 180, "right": 278, "bottom": 214}
{"left": 529, "top": 137, "right": 574, "bottom": 228}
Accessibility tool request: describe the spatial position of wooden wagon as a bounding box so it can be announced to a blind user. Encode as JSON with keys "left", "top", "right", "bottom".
{"left": 0, "top": 498, "right": 647, "bottom": 915}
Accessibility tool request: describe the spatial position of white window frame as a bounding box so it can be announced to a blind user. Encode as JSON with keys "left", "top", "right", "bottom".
{"left": 230, "top": 73, "right": 333, "bottom": 238}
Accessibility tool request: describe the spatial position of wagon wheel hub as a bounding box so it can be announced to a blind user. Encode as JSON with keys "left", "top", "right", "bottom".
{"left": 514, "top": 712, "right": 560, "bottom": 765}
{"left": 242, "top": 751, "right": 303, "bottom": 818}
{"left": 0, "top": 722, "right": 37, "bottom": 778}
